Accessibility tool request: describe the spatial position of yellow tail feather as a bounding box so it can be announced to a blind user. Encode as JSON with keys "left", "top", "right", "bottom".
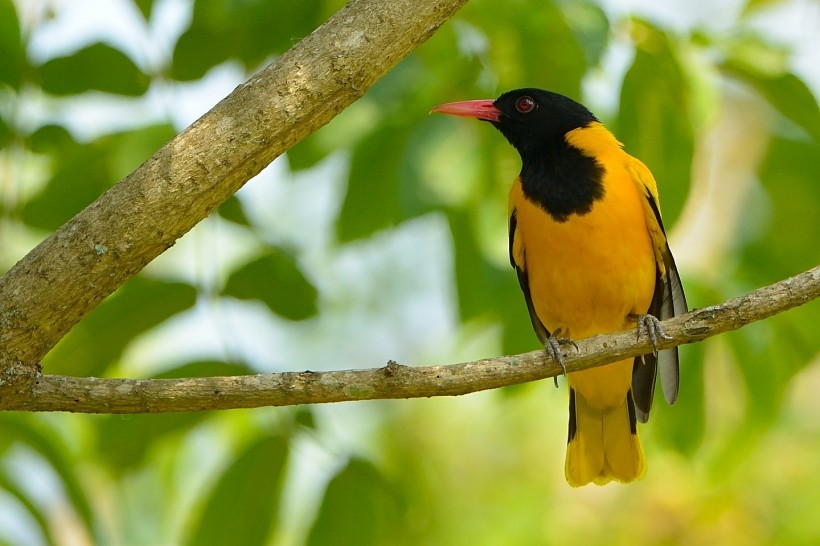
{"left": 565, "top": 388, "right": 646, "bottom": 487}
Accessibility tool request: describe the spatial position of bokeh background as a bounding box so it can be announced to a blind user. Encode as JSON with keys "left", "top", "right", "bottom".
{"left": 1, "top": 0, "right": 818, "bottom": 544}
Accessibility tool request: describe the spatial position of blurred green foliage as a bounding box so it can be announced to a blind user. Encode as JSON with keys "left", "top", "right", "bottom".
{"left": 0, "top": 0, "right": 818, "bottom": 544}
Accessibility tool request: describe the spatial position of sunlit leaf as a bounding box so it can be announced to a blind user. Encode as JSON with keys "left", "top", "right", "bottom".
{"left": 726, "top": 321, "right": 785, "bottom": 425}
{"left": 171, "top": 25, "right": 232, "bottom": 82}
{"left": 733, "top": 136, "right": 820, "bottom": 368}
{"left": 222, "top": 247, "right": 318, "bottom": 320}
{"left": 94, "top": 413, "right": 209, "bottom": 473}
{"left": 743, "top": 137, "right": 820, "bottom": 281}
{"left": 39, "top": 43, "right": 150, "bottom": 96}
{"left": 153, "top": 360, "right": 254, "bottom": 379}
{"left": 649, "top": 342, "right": 705, "bottom": 454}
{"left": 337, "top": 125, "right": 409, "bottom": 242}
{"left": 0, "top": 112, "right": 12, "bottom": 148}
{"left": 617, "top": 19, "right": 693, "bottom": 226}
{"left": 22, "top": 124, "right": 175, "bottom": 229}
{"left": 185, "top": 435, "right": 289, "bottom": 546}
{"left": 0, "top": 0, "right": 25, "bottom": 89}
{"left": 235, "top": 0, "right": 323, "bottom": 65}
{"left": 285, "top": 134, "right": 328, "bottom": 172}
{"left": 0, "top": 415, "right": 95, "bottom": 535}
{"left": 722, "top": 62, "right": 820, "bottom": 142}
{"left": 25, "top": 124, "right": 75, "bottom": 156}
{"left": 740, "top": 0, "right": 788, "bottom": 16}
{"left": 293, "top": 406, "right": 317, "bottom": 430}
{"left": 42, "top": 276, "right": 197, "bottom": 376}
{"left": 0, "top": 469, "right": 56, "bottom": 545}
{"left": 447, "top": 210, "right": 534, "bottom": 355}
{"left": 133, "top": 0, "right": 154, "bottom": 20}
{"left": 647, "top": 276, "right": 711, "bottom": 454}
{"left": 172, "top": 0, "right": 324, "bottom": 81}
{"left": 84, "top": 361, "right": 249, "bottom": 467}
{"left": 306, "top": 458, "right": 403, "bottom": 546}
{"left": 217, "top": 195, "right": 252, "bottom": 227}
{"left": 102, "top": 123, "right": 177, "bottom": 180}
{"left": 559, "top": 0, "right": 610, "bottom": 67}
{"left": 21, "top": 135, "right": 112, "bottom": 230}
{"left": 462, "top": 0, "right": 586, "bottom": 97}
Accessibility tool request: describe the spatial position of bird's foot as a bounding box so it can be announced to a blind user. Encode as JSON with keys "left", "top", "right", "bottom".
{"left": 545, "top": 336, "right": 578, "bottom": 388}
{"left": 633, "top": 313, "right": 672, "bottom": 356}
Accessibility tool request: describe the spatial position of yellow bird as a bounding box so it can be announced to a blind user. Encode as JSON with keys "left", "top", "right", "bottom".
{"left": 433, "top": 89, "right": 687, "bottom": 486}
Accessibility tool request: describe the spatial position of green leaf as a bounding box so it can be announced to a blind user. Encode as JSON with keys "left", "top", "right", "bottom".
{"left": 102, "top": 123, "right": 177, "bottom": 180}
{"left": 22, "top": 124, "right": 175, "bottom": 230}
{"left": 649, "top": 342, "right": 705, "bottom": 454}
{"left": 39, "top": 43, "right": 150, "bottom": 96}
{"left": 153, "top": 360, "right": 254, "bottom": 379}
{"left": 0, "top": 112, "right": 12, "bottom": 148}
{"left": 741, "top": 0, "right": 788, "bottom": 16}
{"left": 185, "top": 435, "right": 289, "bottom": 546}
{"left": 306, "top": 458, "right": 403, "bottom": 546}
{"left": 286, "top": 133, "right": 330, "bottom": 172}
{"left": 21, "top": 135, "right": 112, "bottom": 230}
{"left": 223, "top": 247, "right": 318, "bottom": 320}
{"left": 559, "top": 0, "right": 610, "bottom": 67}
{"left": 0, "top": 0, "right": 25, "bottom": 89}
{"left": 172, "top": 0, "right": 325, "bottom": 81}
{"left": 0, "top": 469, "right": 57, "bottom": 545}
{"left": 217, "top": 195, "right": 252, "bottom": 227}
{"left": 447, "top": 210, "right": 535, "bottom": 355}
{"left": 293, "top": 406, "right": 317, "bottom": 430}
{"left": 25, "top": 124, "right": 75, "bottom": 155}
{"left": 171, "top": 25, "right": 233, "bottom": 82}
{"left": 743, "top": 137, "right": 820, "bottom": 279}
{"left": 0, "top": 415, "right": 95, "bottom": 536}
{"left": 133, "top": 0, "right": 155, "bottom": 20}
{"left": 337, "top": 125, "right": 409, "bottom": 242}
{"left": 646, "top": 275, "right": 710, "bottom": 454}
{"left": 721, "top": 62, "right": 820, "bottom": 142}
{"left": 234, "top": 0, "right": 323, "bottom": 65}
{"left": 726, "top": 322, "right": 786, "bottom": 426}
{"left": 731, "top": 136, "right": 820, "bottom": 379}
{"left": 461, "top": 0, "right": 587, "bottom": 97}
{"left": 42, "top": 276, "right": 197, "bottom": 376}
{"left": 94, "top": 413, "right": 209, "bottom": 473}
{"left": 617, "top": 19, "right": 693, "bottom": 226}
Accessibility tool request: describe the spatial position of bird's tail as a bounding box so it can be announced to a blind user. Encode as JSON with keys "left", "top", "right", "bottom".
{"left": 564, "top": 387, "right": 645, "bottom": 487}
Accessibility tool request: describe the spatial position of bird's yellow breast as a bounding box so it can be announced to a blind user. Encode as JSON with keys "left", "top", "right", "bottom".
{"left": 509, "top": 153, "right": 656, "bottom": 339}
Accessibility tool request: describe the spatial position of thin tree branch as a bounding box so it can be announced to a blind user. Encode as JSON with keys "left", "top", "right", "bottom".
{"left": 2, "top": 265, "right": 816, "bottom": 413}
{"left": 0, "top": 0, "right": 468, "bottom": 386}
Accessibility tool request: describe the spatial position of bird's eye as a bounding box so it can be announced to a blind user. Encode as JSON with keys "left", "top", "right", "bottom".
{"left": 515, "top": 96, "right": 535, "bottom": 114}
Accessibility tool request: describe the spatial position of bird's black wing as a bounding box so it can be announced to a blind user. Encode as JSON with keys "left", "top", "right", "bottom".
{"left": 509, "top": 208, "right": 550, "bottom": 344}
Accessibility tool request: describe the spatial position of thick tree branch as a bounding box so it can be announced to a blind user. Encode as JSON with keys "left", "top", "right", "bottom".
{"left": 0, "top": 0, "right": 468, "bottom": 383}
{"left": 1, "top": 265, "right": 816, "bottom": 413}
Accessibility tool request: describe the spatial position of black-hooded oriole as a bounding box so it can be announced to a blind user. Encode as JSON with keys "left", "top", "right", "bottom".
{"left": 433, "top": 88, "right": 687, "bottom": 486}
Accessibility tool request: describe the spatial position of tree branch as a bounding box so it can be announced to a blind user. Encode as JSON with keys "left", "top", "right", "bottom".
{"left": 0, "top": 0, "right": 468, "bottom": 383}
{"left": 2, "top": 265, "right": 816, "bottom": 413}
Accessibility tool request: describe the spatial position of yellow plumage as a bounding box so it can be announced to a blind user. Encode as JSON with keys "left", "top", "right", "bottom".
{"left": 509, "top": 123, "right": 658, "bottom": 485}
{"left": 433, "top": 89, "right": 686, "bottom": 486}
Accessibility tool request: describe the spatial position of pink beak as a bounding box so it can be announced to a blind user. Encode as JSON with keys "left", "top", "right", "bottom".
{"left": 431, "top": 99, "right": 501, "bottom": 122}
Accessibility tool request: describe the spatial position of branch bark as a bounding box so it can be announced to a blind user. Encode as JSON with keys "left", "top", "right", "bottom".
{"left": 0, "top": 0, "right": 468, "bottom": 385}
{"left": 2, "top": 265, "right": 816, "bottom": 413}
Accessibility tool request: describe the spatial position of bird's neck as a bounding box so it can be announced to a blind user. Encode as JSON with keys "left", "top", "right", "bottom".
{"left": 518, "top": 133, "right": 606, "bottom": 223}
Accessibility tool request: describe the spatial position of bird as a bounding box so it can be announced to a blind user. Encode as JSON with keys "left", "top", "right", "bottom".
{"left": 432, "top": 89, "right": 687, "bottom": 486}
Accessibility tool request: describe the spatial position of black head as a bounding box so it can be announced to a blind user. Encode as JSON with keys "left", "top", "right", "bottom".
{"left": 432, "top": 89, "right": 605, "bottom": 221}
{"left": 489, "top": 88, "right": 598, "bottom": 153}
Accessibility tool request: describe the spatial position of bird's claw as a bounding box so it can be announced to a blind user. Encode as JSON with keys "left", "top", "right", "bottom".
{"left": 545, "top": 337, "right": 578, "bottom": 387}
{"left": 636, "top": 314, "right": 671, "bottom": 356}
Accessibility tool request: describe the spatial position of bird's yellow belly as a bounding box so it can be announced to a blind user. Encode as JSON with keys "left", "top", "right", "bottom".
{"left": 518, "top": 196, "right": 656, "bottom": 407}
{"left": 513, "top": 185, "right": 656, "bottom": 339}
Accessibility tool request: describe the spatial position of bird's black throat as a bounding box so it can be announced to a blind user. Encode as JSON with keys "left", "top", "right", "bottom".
{"left": 518, "top": 136, "right": 605, "bottom": 223}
